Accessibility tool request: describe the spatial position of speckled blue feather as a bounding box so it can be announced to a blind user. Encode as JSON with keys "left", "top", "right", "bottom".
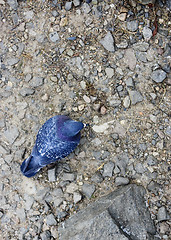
{"left": 20, "top": 115, "right": 84, "bottom": 178}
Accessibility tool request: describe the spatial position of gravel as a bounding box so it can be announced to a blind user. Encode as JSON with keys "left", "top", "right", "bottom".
{"left": 1, "top": 1, "right": 170, "bottom": 239}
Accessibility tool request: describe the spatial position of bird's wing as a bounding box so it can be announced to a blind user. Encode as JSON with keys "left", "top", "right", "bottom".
{"left": 39, "top": 140, "right": 78, "bottom": 166}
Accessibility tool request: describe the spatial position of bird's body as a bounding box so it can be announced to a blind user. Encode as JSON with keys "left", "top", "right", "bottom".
{"left": 21, "top": 115, "right": 84, "bottom": 178}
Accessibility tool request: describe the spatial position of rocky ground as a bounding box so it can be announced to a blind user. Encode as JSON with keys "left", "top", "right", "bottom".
{"left": 0, "top": 0, "right": 170, "bottom": 239}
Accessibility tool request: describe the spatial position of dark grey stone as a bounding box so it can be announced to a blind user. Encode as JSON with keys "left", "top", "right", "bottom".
{"left": 147, "top": 180, "right": 161, "bottom": 193}
{"left": 114, "top": 153, "right": 130, "bottom": 175}
{"left": 157, "top": 206, "right": 170, "bottom": 221}
{"left": 115, "top": 177, "right": 129, "bottom": 186}
{"left": 82, "top": 183, "right": 96, "bottom": 199}
{"left": 91, "top": 172, "right": 103, "bottom": 183}
{"left": 103, "top": 161, "right": 115, "bottom": 177}
{"left": 58, "top": 184, "right": 156, "bottom": 240}
{"left": 151, "top": 70, "right": 167, "bottom": 83}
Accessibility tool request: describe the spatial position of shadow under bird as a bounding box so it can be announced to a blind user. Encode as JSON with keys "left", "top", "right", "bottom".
{"left": 20, "top": 115, "right": 85, "bottom": 178}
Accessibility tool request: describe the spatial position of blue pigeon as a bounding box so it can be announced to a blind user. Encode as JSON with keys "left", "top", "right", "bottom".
{"left": 20, "top": 115, "right": 85, "bottom": 178}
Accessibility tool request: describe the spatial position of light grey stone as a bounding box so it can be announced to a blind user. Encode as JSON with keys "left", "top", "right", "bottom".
{"left": 100, "top": 32, "right": 115, "bottom": 52}
{"left": 105, "top": 67, "right": 114, "bottom": 78}
{"left": 123, "top": 96, "right": 131, "bottom": 108}
{"left": 7, "top": 57, "right": 19, "bottom": 66}
{"left": 20, "top": 87, "right": 35, "bottom": 96}
{"left": 58, "top": 184, "right": 156, "bottom": 240}
{"left": 65, "top": 2, "right": 72, "bottom": 11}
{"left": 40, "top": 231, "right": 51, "bottom": 240}
{"left": 46, "top": 214, "right": 57, "bottom": 226}
{"left": 125, "top": 77, "right": 134, "bottom": 87}
{"left": 103, "top": 161, "right": 114, "bottom": 177}
{"left": 151, "top": 70, "right": 167, "bottom": 83}
{"left": 133, "top": 42, "right": 149, "bottom": 51}
{"left": 143, "top": 26, "right": 153, "bottom": 41}
{"left": 12, "top": 12, "right": 19, "bottom": 25}
{"left": 61, "top": 173, "right": 75, "bottom": 181}
{"left": 24, "top": 194, "right": 34, "bottom": 210}
{"left": 128, "top": 90, "right": 143, "bottom": 105}
{"left": 82, "top": 183, "right": 96, "bottom": 199}
{"left": 30, "top": 76, "right": 44, "bottom": 88}
{"left": 24, "top": 10, "right": 34, "bottom": 20}
{"left": 73, "top": 192, "right": 82, "bottom": 204}
{"left": 66, "top": 183, "right": 78, "bottom": 194}
{"left": 16, "top": 208, "right": 26, "bottom": 221}
{"left": 127, "top": 20, "right": 138, "bottom": 32}
{"left": 134, "top": 163, "right": 146, "bottom": 174}
{"left": 7, "top": 0, "right": 18, "bottom": 10}
{"left": 73, "top": 0, "right": 81, "bottom": 7}
{"left": 49, "top": 31, "right": 60, "bottom": 42}
{"left": 3, "top": 127, "right": 19, "bottom": 144}
{"left": 48, "top": 168, "right": 56, "bottom": 182}
{"left": 150, "top": 114, "right": 157, "bottom": 123}
{"left": 115, "top": 177, "right": 129, "bottom": 186}
{"left": 124, "top": 49, "right": 136, "bottom": 70}
{"left": 25, "top": 73, "right": 32, "bottom": 82}
{"left": 116, "top": 41, "right": 128, "bottom": 49}
{"left": 136, "top": 52, "right": 147, "bottom": 63}
{"left": 138, "top": 0, "right": 155, "bottom": 4}
{"left": 82, "top": 3, "right": 91, "bottom": 14}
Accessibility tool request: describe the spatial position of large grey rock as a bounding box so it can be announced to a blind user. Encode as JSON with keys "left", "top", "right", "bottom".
{"left": 58, "top": 184, "right": 156, "bottom": 240}
{"left": 100, "top": 32, "right": 115, "bottom": 52}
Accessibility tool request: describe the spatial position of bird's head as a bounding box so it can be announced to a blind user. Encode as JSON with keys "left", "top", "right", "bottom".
{"left": 61, "top": 120, "right": 84, "bottom": 138}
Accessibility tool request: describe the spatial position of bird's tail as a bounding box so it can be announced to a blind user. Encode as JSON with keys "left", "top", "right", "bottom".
{"left": 20, "top": 155, "right": 42, "bottom": 178}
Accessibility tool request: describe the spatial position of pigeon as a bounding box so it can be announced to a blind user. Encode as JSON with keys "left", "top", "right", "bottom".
{"left": 20, "top": 115, "right": 85, "bottom": 178}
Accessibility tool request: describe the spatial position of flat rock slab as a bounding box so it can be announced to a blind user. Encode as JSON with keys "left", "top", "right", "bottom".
{"left": 58, "top": 184, "right": 156, "bottom": 240}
